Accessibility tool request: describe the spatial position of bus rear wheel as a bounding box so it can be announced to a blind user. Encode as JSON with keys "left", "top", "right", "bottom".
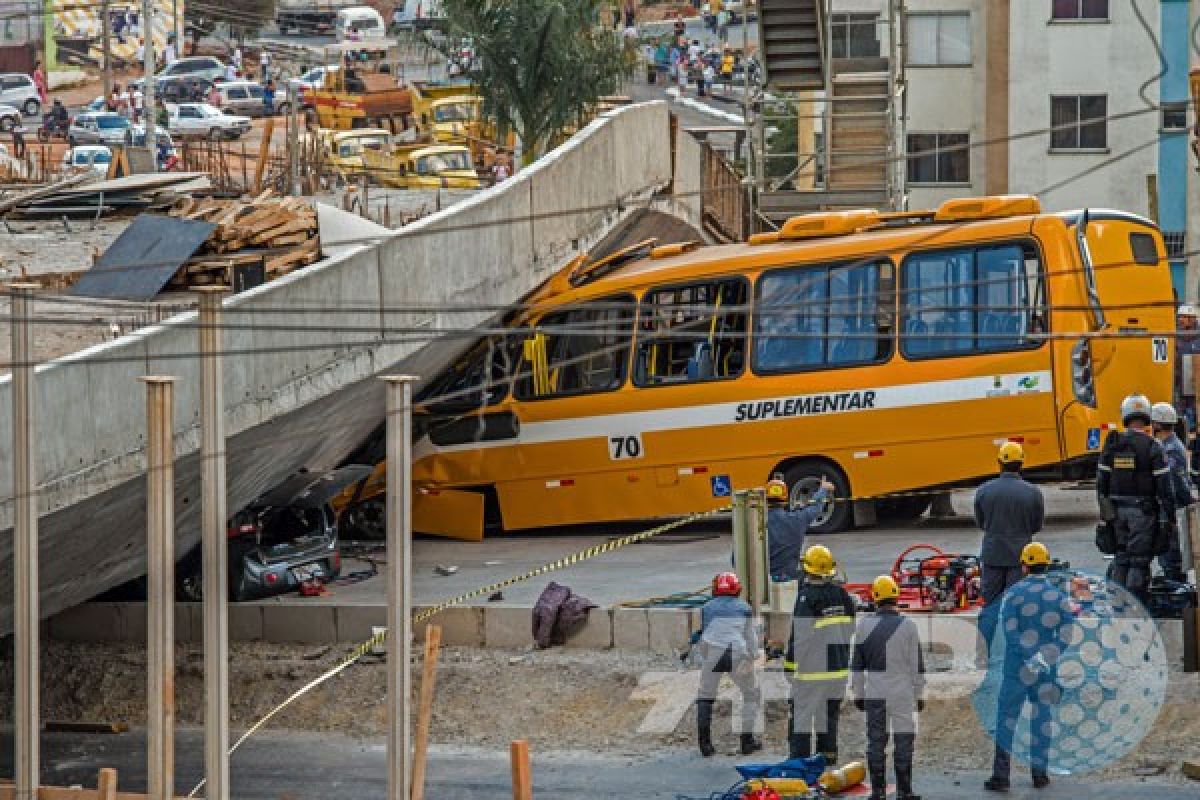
{"left": 782, "top": 460, "right": 851, "bottom": 534}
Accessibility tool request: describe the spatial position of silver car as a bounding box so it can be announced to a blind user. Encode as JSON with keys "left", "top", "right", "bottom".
{"left": 157, "top": 56, "right": 226, "bottom": 84}
{"left": 0, "top": 73, "right": 40, "bottom": 116}
{"left": 68, "top": 112, "right": 133, "bottom": 146}
{"left": 214, "top": 80, "right": 265, "bottom": 116}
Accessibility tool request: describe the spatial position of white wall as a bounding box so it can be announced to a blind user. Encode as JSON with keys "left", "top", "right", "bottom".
{"left": 1007, "top": 1, "right": 1162, "bottom": 214}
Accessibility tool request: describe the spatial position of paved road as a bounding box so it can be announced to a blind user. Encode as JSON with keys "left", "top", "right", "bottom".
{"left": 1, "top": 728, "right": 1192, "bottom": 800}
{"left": 301, "top": 487, "right": 1112, "bottom": 610}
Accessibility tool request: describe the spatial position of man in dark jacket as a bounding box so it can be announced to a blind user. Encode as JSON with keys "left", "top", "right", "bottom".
{"left": 766, "top": 476, "right": 832, "bottom": 582}
{"left": 784, "top": 544, "right": 855, "bottom": 763}
{"left": 974, "top": 441, "right": 1045, "bottom": 605}
{"left": 852, "top": 575, "right": 925, "bottom": 800}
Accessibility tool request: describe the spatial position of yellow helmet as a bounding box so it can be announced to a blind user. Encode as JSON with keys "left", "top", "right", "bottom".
{"left": 802, "top": 544, "right": 837, "bottom": 577}
{"left": 765, "top": 478, "right": 789, "bottom": 503}
{"left": 1021, "top": 541, "right": 1050, "bottom": 567}
{"left": 997, "top": 441, "right": 1025, "bottom": 464}
{"left": 871, "top": 575, "right": 900, "bottom": 603}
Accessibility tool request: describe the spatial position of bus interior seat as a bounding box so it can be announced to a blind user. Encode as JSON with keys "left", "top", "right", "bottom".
{"left": 687, "top": 342, "right": 715, "bottom": 380}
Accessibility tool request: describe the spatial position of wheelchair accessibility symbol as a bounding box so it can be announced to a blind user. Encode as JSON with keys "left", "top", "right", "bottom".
{"left": 710, "top": 475, "right": 732, "bottom": 498}
{"left": 1086, "top": 427, "right": 1101, "bottom": 451}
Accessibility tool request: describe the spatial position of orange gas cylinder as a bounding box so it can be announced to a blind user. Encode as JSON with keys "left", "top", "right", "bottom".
{"left": 819, "top": 761, "right": 866, "bottom": 793}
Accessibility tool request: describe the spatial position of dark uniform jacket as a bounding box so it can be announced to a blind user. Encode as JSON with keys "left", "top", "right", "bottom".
{"left": 1097, "top": 429, "right": 1175, "bottom": 513}
{"left": 973, "top": 472, "right": 1045, "bottom": 567}
{"left": 784, "top": 579, "right": 856, "bottom": 683}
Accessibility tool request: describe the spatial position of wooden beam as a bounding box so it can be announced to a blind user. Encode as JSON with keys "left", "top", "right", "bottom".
{"left": 253, "top": 118, "right": 275, "bottom": 194}
{"left": 411, "top": 625, "right": 442, "bottom": 800}
{"left": 96, "top": 769, "right": 116, "bottom": 800}
{"left": 510, "top": 740, "right": 533, "bottom": 800}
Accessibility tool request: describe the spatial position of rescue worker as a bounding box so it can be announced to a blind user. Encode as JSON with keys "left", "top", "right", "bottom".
{"left": 766, "top": 475, "right": 833, "bottom": 583}
{"left": 695, "top": 571, "right": 762, "bottom": 757}
{"left": 1151, "top": 401, "right": 1193, "bottom": 582}
{"left": 1097, "top": 394, "right": 1176, "bottom": 598}
{"left": 851, "top": 575, "right": 924, "bottom": 800}
{"left": 974, "top": 441, "right": 1045, "bottom": 605}
{"left": 984, "top": 542, "right": 1072, "bottom": 792}
{"left": 783, "top": 544, "right": 855, "bottom": 763}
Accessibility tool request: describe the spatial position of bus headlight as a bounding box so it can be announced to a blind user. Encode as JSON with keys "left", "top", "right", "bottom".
{"left": 1071, "top": 338, "right": 1096, "bottom": 408}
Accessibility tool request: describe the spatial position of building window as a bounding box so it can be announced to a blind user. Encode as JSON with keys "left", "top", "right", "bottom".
{"left": 1050, "top": 95, "right": 1107, "bottom": 150}
{"left": 754, "top": 261, "right": 894, "bottom": 373}
{"left": 906, "top": 13, "right": 971, "bottom": 66}
{"left": 1162, "top": 231, "right": 1187, "bottom": 261}
{"left": 831, "top": 13, "right": 881, "bottom": 59}
{"left": 1051, "top": 0, "right": 1109, "bottom": 20}
{"left": 901, "top": 244, "right": 1047, "bottom": 358}
{"left": 634, "top": 279, "right": 748, "bottom": 386}
{"left": 906, "top": 133, "right": 970, "bottom": 184}
{"left": 1162, "top": 102, "right": 1188, "bottom": 132}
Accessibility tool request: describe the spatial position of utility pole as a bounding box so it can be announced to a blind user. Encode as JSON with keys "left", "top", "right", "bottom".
{"left": 197, "top": 288, "right": 230, "bottom": 800}
{"left": 10, "top": 283, "right": 40, "bottom": 800}
{"left": 142, "top": 376, "right": 176, "bottom": 800}
{"left": 288, "top": 84, "right": 300, "bottom": 196}
{"left": 383, "top": 375, "right": 418, "bottom": 800}
{"left": 143, "top": 0, "right": 158, "bottom": 170}
{"left": 172, "top": 0, "right": 182, "bottom": 56}
{"left": 101, "top": 0, "right": 113, "bottom": 109}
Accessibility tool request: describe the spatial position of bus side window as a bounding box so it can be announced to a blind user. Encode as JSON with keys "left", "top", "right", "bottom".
{"left": 418, "top": 334, "right": 518, "bottom": 411}
{"left": 514, "top": 296, "right": 635, "bottom": 400}
{"left": 633, "top": 279, "right": 748, "bottom": 386}
{"left": 754, "top": 260, "right": 893, "bottom": 373}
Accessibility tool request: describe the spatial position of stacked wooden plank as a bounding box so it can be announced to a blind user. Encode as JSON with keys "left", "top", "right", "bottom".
{"left": 166, "top": 190, "right": 322, "bottom": 289}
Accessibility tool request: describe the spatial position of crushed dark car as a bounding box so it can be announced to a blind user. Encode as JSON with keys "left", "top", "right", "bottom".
{"left": 176, "top": 465, "right": 372, "bottom": 602}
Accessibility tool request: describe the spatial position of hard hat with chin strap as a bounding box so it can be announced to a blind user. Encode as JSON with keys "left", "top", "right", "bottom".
{"left": 765, "top": 478, "right": 789, "bottom": 503}
{"left": 1151, "top": 401, "right": 1178, "bottom": 426}
{"left": 871, "top": 574, "right": 900, "bottom": 603}
{"left": 802, "top": 544, "right": 837, "bottom": 577}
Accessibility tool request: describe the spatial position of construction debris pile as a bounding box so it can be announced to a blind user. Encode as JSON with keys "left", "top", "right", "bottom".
{"left": 166, "top": 191, "right": 322, "bottom": 290}
{"left": 0, "top": 172, "right": 212, "bottom": 219}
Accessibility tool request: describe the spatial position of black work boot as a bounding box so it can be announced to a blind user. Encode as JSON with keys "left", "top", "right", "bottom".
{"left": 1032, "top": 772, "right": 1050, "bottom": 789}
{"left": 740, "top": 733, "right": 763, "bottom": 755}
{"left": 896, "top": 764, "right": 920, "bottom": 800}
{"left": 868, "top": 761, "right": 887, "bottom": 800}
{"left": 788, "top": 732, "right": 811, "bottom": 761}
{"left": 696, "top": 700, "right": 715, "bottom": 757}
{"left": 983, "top": 776, "right": 1010, "bottom": 792}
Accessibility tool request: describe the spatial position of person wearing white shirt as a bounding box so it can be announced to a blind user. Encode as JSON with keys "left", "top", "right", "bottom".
{"left": 232, "top": 47, "right": 242, "bottom": 70}
{"left": 164, "top": 41, "right": 177, "bottom": 65}
{"left": 259, "top": 50, "right": 271, "bottom": 82}
{"left": 225, "top": 63, "right": 237, "bottom": 82}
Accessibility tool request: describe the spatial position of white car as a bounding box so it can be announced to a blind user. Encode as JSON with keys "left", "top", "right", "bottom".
{"left": 61, "top": 145, "right": 113, "bottom": 177}
{"left": 0, "top": 73, "right": 41, "bottom": 116}
{"left": 0, "top": 102, "right": 23, "bottom": 131}
{"left": 167, "top": 102, "right": 252, "bottom": 140}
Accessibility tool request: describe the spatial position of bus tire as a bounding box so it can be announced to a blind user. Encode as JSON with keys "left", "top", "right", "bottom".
{"left": 875, "top": 495, "right": 932, "bottom": 524}
{"left": 781, "top": 460, "right": 851, "bottom": 534}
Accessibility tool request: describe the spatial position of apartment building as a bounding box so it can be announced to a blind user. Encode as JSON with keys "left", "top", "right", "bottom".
{"left": 831, "top": 0, "right": 1196, "bottom": 297}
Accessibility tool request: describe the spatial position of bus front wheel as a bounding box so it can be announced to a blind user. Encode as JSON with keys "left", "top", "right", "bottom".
{"left": 782, "top": 460, "right": 852, "bottom": 534}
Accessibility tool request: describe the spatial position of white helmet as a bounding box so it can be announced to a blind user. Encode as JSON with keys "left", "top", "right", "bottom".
{"left": 1151, "top": 401, "right": 1178, "bottom": 426}
{"left": 1120, "top": 394, "right": 1152, "bottom": 425}
{"left": 1179, "top": 304, "right": 1197, "bottom": 319}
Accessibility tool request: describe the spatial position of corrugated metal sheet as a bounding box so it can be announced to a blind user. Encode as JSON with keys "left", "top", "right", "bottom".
{"left": 69, "top": 213, "right": 215, "bottom": 300}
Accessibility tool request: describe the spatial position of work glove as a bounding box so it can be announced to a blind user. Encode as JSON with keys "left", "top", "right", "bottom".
{"left": 853, "top": 697, "right": 865, "bottom": 712}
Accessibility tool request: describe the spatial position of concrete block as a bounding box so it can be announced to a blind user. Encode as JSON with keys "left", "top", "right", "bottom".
{"left": 336, "top": 605, "right": 386, "bottom": 643}
{"left": 418, "top": 606, "right": 484, "bottom": 647}
{"left": 229, "top": 605, "right": 265, "bottom": 641}
{"left": 647, "top": 608, "right": 693, "bottom": 655}
{"left": 613, "top": 607, "right": 650, "bottom": 650}
{"left": 262, "top": 605, "right": 337, "bottom": 643}
{"left": 563, "top": 609, "right": 613, "bottom": 649}
{"left": 483, "top": 605, "right": 533, "bottom": 649}
{"left": 48, "top": 603, "right": 122, "bottom": 642}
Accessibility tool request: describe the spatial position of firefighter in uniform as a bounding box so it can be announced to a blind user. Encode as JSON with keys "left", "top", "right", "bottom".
{"left": 1097, "top": 394, "right": 1176, "bottom": 598}
{"left": 695, "top": 571, "right": 762, "bottom": 757}
{"left": 783, "top": 544, "right": 856, "bottom": 763}
{"left": 1151, "top": 401, "right": 1193, "bottom": 582}
{"left": 852, "top": 575, "right": 925, "bottom": 800}
{"left": 984, "top": 542, "right": 1073, "bottom": 792}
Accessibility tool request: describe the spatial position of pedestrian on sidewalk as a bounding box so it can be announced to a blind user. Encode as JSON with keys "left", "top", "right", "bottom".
{"left": 695, "top": 571, "right": 762, "bottom": 758}
{"left": 852, "top": 575, "right": 925, "bottom": 800}
{"left": 32, "top": 60, "right": 47, "bottom": 106}
{"left": 717, "top": 9, "right": 730, "bottom": 43}
{"left": 984, "top": 542, "right": 1071, "bottom": 792}
{"left": 701, "top": 61, "right": 715, "bottom": 97}
{"left": 1151, "top": 401, "right": 1193, "bottom": 582}
{"left": 784, "top": 544, "right": 855, "bottom": 763}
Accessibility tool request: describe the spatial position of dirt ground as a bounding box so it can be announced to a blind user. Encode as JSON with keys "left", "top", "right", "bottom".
{"left": 1, "top": 642, "right": 1196, "bottom": 786}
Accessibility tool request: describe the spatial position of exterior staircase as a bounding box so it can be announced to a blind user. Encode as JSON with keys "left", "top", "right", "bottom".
{"left": 758, "top": 0, "right": 825, "bottom": 90}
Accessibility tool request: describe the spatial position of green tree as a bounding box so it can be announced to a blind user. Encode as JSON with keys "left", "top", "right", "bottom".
{"left": 440, "top": 0, "right": 637, "bottom": 164}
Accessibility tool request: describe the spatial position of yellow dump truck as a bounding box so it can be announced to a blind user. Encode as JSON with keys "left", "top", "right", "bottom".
{"left": 410, "top": 82, "right": 483, "bottom": 144}
{"left": 305, "top": 127, "right": 393, "bottom": 177}
{"left": 362, "top": 143, "right": 481, "bottom": 189}
{"left": 304, "top": 43, "right": 415, "bottom": 131}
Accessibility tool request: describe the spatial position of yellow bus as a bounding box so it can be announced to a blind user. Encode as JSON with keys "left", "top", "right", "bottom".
{"left": 393, "top": 195, "right": 1175, "bottom": 540}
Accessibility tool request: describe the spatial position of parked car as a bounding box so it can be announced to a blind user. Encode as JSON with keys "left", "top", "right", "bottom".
{"left": 176, "top": 466, "right": 371, "bottom": 602}
{"left": 213, "top": 80, "right": 266, "bottom": 116}
{"left": 82, "top": 95, "right": 106, "bottom": 114}
{"left": 61, "top": 145, "right": 113, "bottom": 176}
{"left": 167, "top": 102, "right": 252, "bottom": 139}
{"left": 0, "top": 73, "right": 41, "bottom": 115}
{"left": 289, "top": 65, "right": 335, "bottom": 93}
{"left": 67, "top": 111, "right": 133, "bottom": 146}
{"left": 157, "top": 56, "right": 226, "bottom": 84}
{"left": 0, "top": 102, "right": 23, "bottom": 131}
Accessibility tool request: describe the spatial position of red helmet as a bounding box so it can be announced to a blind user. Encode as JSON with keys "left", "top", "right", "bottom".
{"left": 713, "top": 571, "right": 742, "bottom": 597}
